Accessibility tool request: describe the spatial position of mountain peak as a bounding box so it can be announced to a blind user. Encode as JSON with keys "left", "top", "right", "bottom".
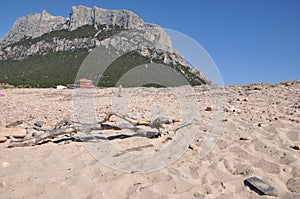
{"left": 0, "top": 6, "right": 210, "bottom": 87}
{"left": 0, "top": 5, "right": 149, "bottom": 47}
{"left": 68, "top": 5, "right": 144, "bottom": 31}
{"left": 0, "top": 10, "right": 67, "bottom": 47}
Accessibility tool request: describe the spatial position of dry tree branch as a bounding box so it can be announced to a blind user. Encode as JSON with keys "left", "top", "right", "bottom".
{"left": 6, "top": 112, "right": 179, "bottom": 148}
{"left": 7, "top": 127, "right": 76, "bottom": 148}
{"left": 105, "top": 112, "right": 151, "bottom": 126}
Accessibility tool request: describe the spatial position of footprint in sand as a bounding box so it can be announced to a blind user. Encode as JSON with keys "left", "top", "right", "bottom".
{"left": 253, "top": 159, "right": 280, "bottom": 174}
{"left": 286, "top": 130, "right": 299, "bottom": 141}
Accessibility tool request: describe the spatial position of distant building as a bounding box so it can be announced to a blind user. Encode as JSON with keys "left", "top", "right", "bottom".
{"left": 56, "top": 85, "right": 67, "bottom": 89}
{"left": 75, "top": 78, "right": 94, "bottom": 88}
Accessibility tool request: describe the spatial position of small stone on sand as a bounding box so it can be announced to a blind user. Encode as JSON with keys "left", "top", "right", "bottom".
{"left": 290, "top": 145, "right": 300, "bottom": 150}
{"left": 285, "top": 82, "right": 293, "bottom": 86}
{"left": 12, "top": 133, "right": 26, "bottom": 139}
{"left": 205, "top": 107, "right": 212, "bottom": 111}
{"left": 0, "top": 127, "right": 26, "bottom": 138}
{"left": 0, "top": 136, "right": 7, "bottom": 143}
{"left": 0, "top": 182, "right": 5, "bottom": 188}
{"left": 239, "top": 137, "right": 250, "bottom": 141}
{"left": 244, "top": 176, "right": 278, "bottom": 196}
{"left": 2, "top": 162, "right": 10, "bottom": 168}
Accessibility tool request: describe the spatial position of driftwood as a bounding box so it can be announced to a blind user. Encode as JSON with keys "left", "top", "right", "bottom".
{"left": 6, "top": 113, "right": 179, "bottom": 148}
{"left": 7, "top": 127, "right": 76, "bottom": 148}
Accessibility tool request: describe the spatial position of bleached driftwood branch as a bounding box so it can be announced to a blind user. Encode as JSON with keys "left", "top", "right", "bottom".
{"left": 6, "top": 112, "right": 179, "bottom": 148}
{"left": 7, "top": 127, "right": 76, "bottom": 148}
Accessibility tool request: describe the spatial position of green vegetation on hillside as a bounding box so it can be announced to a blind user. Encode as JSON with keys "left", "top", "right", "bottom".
{"left": 0, "top": 25, "right": 207, "bottom": 87}
{"left": 99, "top": 51, "right": 207, "bottom": 87}
{"left": 0, "top": 48, "right": 207, "bottom": 88}
{"left": 7, "top": 24, "right": 125, "bottom": 48}
{"left": 99, "top": 51, "right": 154, "bottom": 87}
{"left": 0, "top": 49, "right": 89, "bottom": 87}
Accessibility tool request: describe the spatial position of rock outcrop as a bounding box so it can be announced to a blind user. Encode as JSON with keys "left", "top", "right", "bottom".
{"left": 0, "top": 5, "right": 171, "bottom": 50}
{"left": 69, "top": 5, "right": 144, "bottom": 30}
{"left": 0, "top": 10, "right": 67, "bottom": 47}
{"left": 0, "top": 5, "right": 176, "bottom": 65}
{"left": 0, "top": 5, "right": 210, "bottom": 86}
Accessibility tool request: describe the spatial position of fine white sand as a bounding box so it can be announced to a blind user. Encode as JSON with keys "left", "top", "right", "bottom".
{"left": 0, "top": 81, "right": 299, "bottom": 198}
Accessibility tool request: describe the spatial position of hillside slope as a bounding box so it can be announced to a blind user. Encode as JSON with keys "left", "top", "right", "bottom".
{"left": 0, "top": 5, "right": 209, "bottom": 87}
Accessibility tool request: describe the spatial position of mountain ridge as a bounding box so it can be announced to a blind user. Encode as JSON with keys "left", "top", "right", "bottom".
{"left": 0, "top": 5, "right": 210, "bottom": 87}
{"left": 0, "top": 5, "right": 170, "bottom": 49}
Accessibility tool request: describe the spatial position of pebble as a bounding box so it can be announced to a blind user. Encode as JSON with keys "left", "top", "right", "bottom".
{"left": 12, "top": 133, "right": 26, "bottom": 139}
{"left": 12, "top": 129, "right": 26, "bottom": 138}
{"left": 285, "top": 82, "right": 293, "bottom": 86}
{"left": 244, "top": 176, "right": 278, "bottom": 197}
{"left": 0, "top": 182, "right": 5, "bottom": 188}
{"left": 205, "top": 107, "right": 212, "bottom": 111}
{"left": 0, "top": 127, "right": 10, "bottom": 137}
{"left": 286, "top": 177, "right": 300, "bottom": 193}
{"left": 193, "top": 192, "right": 204, "bottom": 197}
{"left": 188, "top": 144, "right": 199, "bottom": 151}
{"left": 224, "top": 105, "right": 241, "bottom": 113}
{"left": 239, "top": 137, "right": 250, "bottom": 141}
{"left": 2, "top": 162, "right": 10, "bottom": 168}
{"left": 0, "top": 127, "right": 26, "bottom": 138}
{"left": 290, "top": 145, "right": 300, "bottom": 151}
{"left": 0, "top": 136, "right": 7, "bottom": 143}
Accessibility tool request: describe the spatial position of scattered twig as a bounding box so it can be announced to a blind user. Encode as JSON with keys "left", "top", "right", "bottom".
{"left": 113, "top": 144, "right": 154, "bottom": 157}
{"left": 106, "top": 112, "right": 151, "bottom": 126}
{"left": 5, "top": 120, "right": 24, "bottom": 128}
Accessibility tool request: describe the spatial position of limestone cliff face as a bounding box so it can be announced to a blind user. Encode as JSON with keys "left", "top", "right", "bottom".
{"left": 0, "top": 5, "right": 173, "bottom": 62}
{"left": 0, "top": 5, "right": 171, "bottom": 50}
{"left": 0, "top": 5, "right": 209, "bottom": 84}
{"left": 0, "top": 10, "right": 67, "bottom": 47}
{"left": 69, "top": 5, "right": 144, "bottom": 30}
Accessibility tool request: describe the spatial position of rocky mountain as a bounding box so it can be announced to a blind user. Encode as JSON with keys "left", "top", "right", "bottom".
{"left": 0, "top": 5, "right": 209, "bottom": 87}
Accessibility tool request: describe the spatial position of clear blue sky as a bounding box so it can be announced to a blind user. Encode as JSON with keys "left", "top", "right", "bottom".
{"left": 0, "top": 0, "right": 299, "bottom": 85}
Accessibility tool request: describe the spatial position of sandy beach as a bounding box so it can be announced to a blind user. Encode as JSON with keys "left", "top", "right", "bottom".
{"left": 0, "top": 82, "right": 299, "bottom": 198}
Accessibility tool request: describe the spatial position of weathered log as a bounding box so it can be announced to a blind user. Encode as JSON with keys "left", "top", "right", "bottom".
{"left": 5, "top": 112, "right": 179, "bottom": 148}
